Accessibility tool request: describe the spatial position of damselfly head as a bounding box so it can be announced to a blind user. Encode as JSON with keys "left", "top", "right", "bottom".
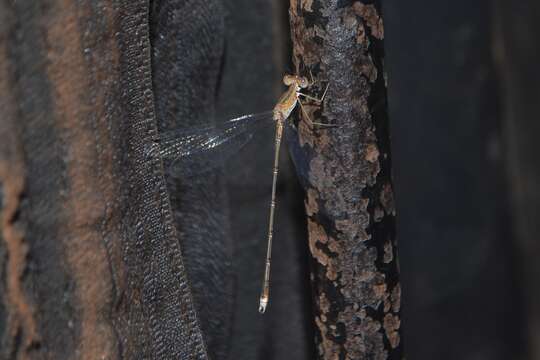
{"left": 297, "top": 76, "right": 309, "bottom": 88}
{"left": 283, "top": 74, "right": 309, "bottom": 88}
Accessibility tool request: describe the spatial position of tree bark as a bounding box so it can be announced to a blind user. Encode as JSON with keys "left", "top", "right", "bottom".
{"left": 0, "top": 1, "right": 208, "bottom": 358}
{"left": 289, "top": 1, "right": 403, "bottom": 358}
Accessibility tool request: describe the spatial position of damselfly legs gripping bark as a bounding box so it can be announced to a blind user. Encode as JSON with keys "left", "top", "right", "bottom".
{"left": 159, "top": 74, "right": 330, "bottom": 314}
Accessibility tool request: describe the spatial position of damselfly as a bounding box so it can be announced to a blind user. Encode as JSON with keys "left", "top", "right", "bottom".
{"left": 159, "top": 74, "right": 330, "bottom": 314}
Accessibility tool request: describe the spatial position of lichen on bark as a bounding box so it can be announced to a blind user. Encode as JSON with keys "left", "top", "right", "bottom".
{"left": 289, "top": 0, "right": 403, "bottom": 358}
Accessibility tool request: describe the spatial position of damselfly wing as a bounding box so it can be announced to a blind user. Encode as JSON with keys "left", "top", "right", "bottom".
{"left": 158, "top": 111, "right": 309, "bottom": 182}
{"left": 159, "top": 111, "right": 275, "bottom": 176}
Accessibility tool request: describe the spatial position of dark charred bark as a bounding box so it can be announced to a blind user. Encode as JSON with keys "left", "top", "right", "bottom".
{"left": 0, "top": 1, "right": 208, "bottom": 358}
{"left": 289, "top": 1, "right": 403, "bottom": 358}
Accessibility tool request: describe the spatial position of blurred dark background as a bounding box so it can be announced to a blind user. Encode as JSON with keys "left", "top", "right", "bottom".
{"left": 215, "top": 0, "right": 539, "bottom": 359}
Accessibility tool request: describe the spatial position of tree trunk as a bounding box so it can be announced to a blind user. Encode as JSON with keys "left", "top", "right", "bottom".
{"left": 289, "top": 1, "right": 403, "bottom": 358}
{"left": 0, "top": 1, "right": 208, "bottom": 358}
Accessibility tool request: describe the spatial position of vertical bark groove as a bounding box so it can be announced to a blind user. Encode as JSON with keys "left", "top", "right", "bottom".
{"left": 0, "top": 1, "right": 210, "bottom": 358}
{"left": 0, "top": 3, "right": 39, "bottom": 355}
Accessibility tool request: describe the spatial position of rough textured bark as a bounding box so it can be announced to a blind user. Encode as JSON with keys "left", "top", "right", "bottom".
{"left": 0, "top": 1, "right": 208, "bottom": 358}
{"left": 493, "top": 1, "right": 540, "bottom": 358}
{"left": 289, "top": 1, "right": 403, "bottom": 358}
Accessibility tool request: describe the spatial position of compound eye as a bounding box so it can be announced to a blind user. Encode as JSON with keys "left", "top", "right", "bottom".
{"left": 283, "top": 75, "right": 295, "bottom": 85}
{"left": 299, "top": 77, "right": 309, "bottom": 88}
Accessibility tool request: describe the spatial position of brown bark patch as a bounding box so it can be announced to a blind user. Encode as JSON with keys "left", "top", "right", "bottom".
{"left": 308, "top": 219, "right": 340, "bottom": 281}
{"left": 302, "top": 0, "right": 314, "bottom": 12}
{"left": 45, "top": 2, "right": 117, "bottom": 358}
{"left": 365, "top": 143, "right": 380, "bottom": 163}
{"left": 383, "top": 314, "right": 401, "bottom": 349}
{"left": 391, "top": 284, "right": 401, "bottom": 313}
{"left": 383, "top": 240, "right": 394, "bottom": 263}
{"left": 0, "top": 147, "right": 40, "bottom": 354}
{"left": 0, "top": 15, "right": 40, "bottom": 354}
{"left": 353, "top": 2, "right": 384, "bottom": 40}
{"left": 380, "top": 183, "right": 396, "bottom": 216}
{"left": 305, "top": 188, "right": 320, "bottom": 216}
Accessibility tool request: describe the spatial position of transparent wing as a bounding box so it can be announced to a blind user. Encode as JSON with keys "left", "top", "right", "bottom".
{"left": 283, "top": 113, "right": 353, "bottom": 190}
{"left": 283, "top": 121, "right": 311, "bottom": 188}
{"left": 283, "top": 121, "right": 339, "bottom": 189}
{"left": 159, "top": 111, "right": 275, "bottom": 177}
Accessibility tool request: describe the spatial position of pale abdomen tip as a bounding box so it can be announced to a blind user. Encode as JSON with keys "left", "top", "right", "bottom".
{"left": 259, "top": 296, "right": 268, "bottom": 314}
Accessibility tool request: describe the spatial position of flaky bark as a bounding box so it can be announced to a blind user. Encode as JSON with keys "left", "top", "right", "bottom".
{"left": 289, "top": 1, "right": 403, "bottom": 358}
